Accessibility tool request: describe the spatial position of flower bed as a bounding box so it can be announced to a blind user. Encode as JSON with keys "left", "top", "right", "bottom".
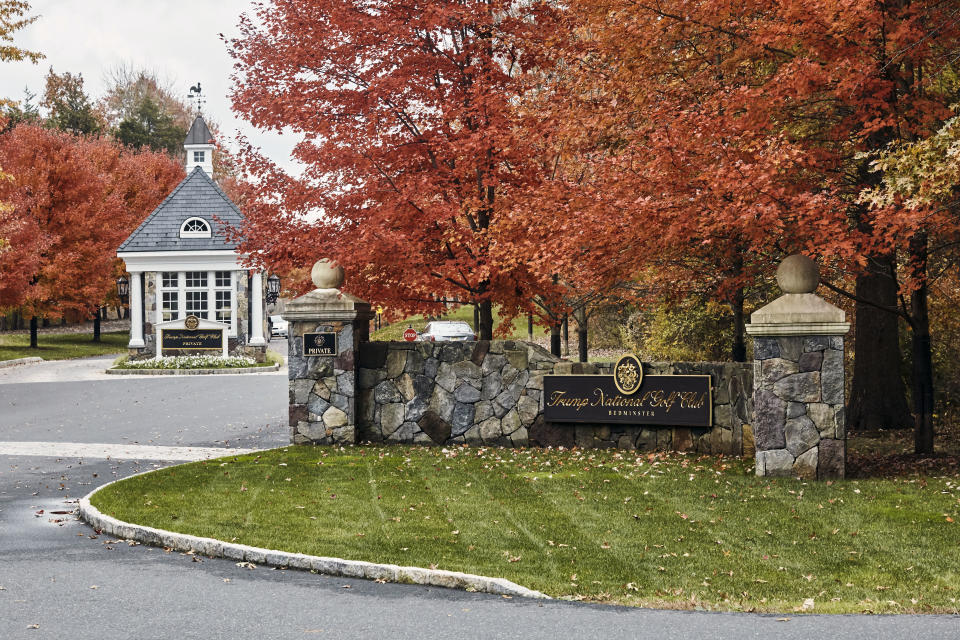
{"left": 117, "top": 355, "right": 261, "bottom": 370}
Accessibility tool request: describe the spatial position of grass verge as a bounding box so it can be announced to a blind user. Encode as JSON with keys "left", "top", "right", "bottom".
{"left": 90, "top": 446, "right": 960, "bottom": 614}
{"left": 0, "top": 331, "right": 128, "bottom": 362}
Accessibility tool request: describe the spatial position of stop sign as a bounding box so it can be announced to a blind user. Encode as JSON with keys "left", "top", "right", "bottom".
{"left": 403, "top": 327, "right": 418, "bottom": 342}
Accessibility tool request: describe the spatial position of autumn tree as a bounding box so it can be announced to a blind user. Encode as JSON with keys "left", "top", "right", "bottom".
{"left": 0, "top": 124, "right": 182, "bottom": 346}
{"left": 0, "top": 1, "right": 42, "bottom": 80}
{"left": 101, "top": 66, "right": 192, "bottom": 155}
{"left": 229, "top": 0, "right": 565, "bottom": 339}
{"left": 42, "top": 68, "right": 105, "bottom": 135}
{"left": 545, "top": 0, "right": 960, "bottom": 451}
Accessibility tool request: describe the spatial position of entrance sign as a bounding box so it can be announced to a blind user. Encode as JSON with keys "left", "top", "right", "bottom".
{"left": 161, "top": 328, "right": 223, "bottom": 351}
{"left": 403, "top": 327, "right": 418, "bottom": 342}
{"left": 544, "top": 369, "right": 712, "bottom": 427}
{"left": 154, "top": 315, "right": 229, "bottom": 358}
{"left": 303, "top": 332, "right": 337, "bottom": 356}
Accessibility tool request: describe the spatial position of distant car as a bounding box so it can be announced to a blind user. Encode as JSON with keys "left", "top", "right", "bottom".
{"left": 419, "top": 320, "right": 477, "bottom": 342}
{"left": 269, "top": 315, "right": 288, "bottom": 338}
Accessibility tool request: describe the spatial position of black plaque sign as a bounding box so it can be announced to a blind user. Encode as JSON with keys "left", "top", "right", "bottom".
{"left": 161, "top": 328, "right": 224, "bottom": 352}
{"left": 303, "top": 332, "right": 337, "bottom": 356}
{"left": 543, "top": 374, "right": 712, "bottom": 427}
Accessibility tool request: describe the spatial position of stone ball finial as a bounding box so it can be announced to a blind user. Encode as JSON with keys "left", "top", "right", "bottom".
{"left": 311, "top": 258, "right": 345, "bottom": 290}
{"left": 776, "top": 254, "right": 819, "bottom": 294}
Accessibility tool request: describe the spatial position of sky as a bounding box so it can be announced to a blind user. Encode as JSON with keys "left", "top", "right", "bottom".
{"left": 0, "top": 0, "right": 300, "bottom": 174}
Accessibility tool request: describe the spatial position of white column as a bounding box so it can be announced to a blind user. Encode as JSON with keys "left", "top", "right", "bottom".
{"left": 129, "top": 272, "right": 145, "bottom": 348}
{"left": 248, "top": 270, "right": 266, "bottom": 346}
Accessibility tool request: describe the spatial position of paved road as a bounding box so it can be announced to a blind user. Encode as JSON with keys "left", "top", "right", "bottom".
{"left": 1, "top": 352, "right": 957, "bottom": 639}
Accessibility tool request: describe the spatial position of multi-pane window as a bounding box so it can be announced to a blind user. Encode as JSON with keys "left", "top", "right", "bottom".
{"left": 180, "top": 218, "right": 211, "bottom": 238}
{"left": 160, "top": 272, "right": 179, "bottom": 321}
{"left": 194, "top": 151, "right": 205, "bottom": 163}
{"left": 185, "top": 271, "right": 207, "bottom": 288}
{"left": 215, "top": 291, "right": 232, "bottom": 323}
{"left": 214, "top": 271, "right": 232, "bottom": 324}
{"left": 161, "top": 291, "right": 179, "bottom": 322}
{"left": 156, "top": 270, "right": 235, "bottom": 334}
{"left": 185, "top": 291, "right": 208, "bottom": 316}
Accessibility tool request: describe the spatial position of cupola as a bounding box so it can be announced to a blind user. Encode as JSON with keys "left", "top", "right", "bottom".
{"left": 183, "top": 115, "right": 214, "bottom": 176}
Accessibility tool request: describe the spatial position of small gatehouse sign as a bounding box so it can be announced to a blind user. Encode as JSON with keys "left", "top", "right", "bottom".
{"left": 154, "top": 315, "right": 229, "bottom": 358}
{"left": 161, "top": 328, "right": 224, "bottom": 351}
{"left": 544, "top": 355, "right": 712, "bottom": 427}
{"left": 303, "top": 332, "right": 337, "bottom": 356}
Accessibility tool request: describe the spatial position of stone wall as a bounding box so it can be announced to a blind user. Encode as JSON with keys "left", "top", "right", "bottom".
{"left": 351, "top": 340, "right": 752, "bottom": 454}
{"left": 752, "top": 335, "right": 845, "bottom": 479}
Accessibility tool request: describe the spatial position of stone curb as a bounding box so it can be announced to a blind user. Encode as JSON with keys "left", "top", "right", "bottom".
{"left": 0, "top": 356, "right": 43, "bottom": 369}
{"left": 104, "top": 363, "right": 281, "bottom": 376}
{"left": 79, "top": 469, "right": 549, "bottom": 600}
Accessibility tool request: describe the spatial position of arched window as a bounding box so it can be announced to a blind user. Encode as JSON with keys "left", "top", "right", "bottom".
{"left": 180, "top": 217, "right": 211, "bottom": 238}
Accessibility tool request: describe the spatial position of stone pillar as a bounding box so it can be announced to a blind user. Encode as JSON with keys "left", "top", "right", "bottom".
{"left": 283, "top": 259, "right": 371, "bottom": 446}
{"left": 745, "top": 255, "right": 850, "bottom": 480}
{"left": 128, "top": 271, "right": 145, "bottom": 349}
{"left": 248, "top": 271, "right": 266, "bottom": 346}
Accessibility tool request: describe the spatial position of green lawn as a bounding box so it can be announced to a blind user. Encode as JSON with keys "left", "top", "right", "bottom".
{"left": 0, "top": 331, "right": 128, "bottom": 362}
{"left": 373, "top": 305, "right": 550, "bottom": 342}
{"left": 91, "top": 446, "right": 960, "bottom": 614}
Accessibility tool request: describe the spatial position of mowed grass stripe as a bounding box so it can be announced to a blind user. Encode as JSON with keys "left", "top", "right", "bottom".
{"left": 90, "top": 446, "right": 960, "bottom": 613}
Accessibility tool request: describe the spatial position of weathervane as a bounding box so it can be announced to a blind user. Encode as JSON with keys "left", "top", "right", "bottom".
{"left": 188, "top": 82, "right": 206, "bottom": 114}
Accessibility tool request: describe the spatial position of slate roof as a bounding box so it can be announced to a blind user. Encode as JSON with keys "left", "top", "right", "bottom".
{"left": 184, "top": 116, "right": 214, "bottom": 145}
{"left": 118, "top": 167, "right": 245, "bottom": 253}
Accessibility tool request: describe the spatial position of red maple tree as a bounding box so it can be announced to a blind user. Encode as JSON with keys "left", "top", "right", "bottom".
{"left": 0, "top": 123, "right": 182, "bottom": 339}
{"left": 539, "top": 0, "right": 960, "bottom": 450}
{"left": 228, "top": 0, "right": 567, "bottom": 339}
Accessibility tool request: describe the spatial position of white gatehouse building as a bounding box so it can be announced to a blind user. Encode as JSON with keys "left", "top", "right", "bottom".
{"left": 117, "top": 115, "right": 268, "bottom": 359}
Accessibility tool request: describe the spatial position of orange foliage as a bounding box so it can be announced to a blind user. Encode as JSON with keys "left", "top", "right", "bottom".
{"left": 0, "top": 124, "right": 183, "bottom": 317}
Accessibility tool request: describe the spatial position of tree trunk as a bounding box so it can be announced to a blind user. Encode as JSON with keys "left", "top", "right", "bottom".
{"left": 527, "top": 313, "right": 533, "bottom": 341}
{"left": 848, "top": 255, "right": 912, "bottom": 431}
{"left": 473, "top": 305, "right": 480, "bottom": 334}
{"left": 550, "top": 321, "right": 562, "bottom": 357}
{"left": 478, "top": 299, "right": 493, "bottom": 340}
{"left": 730, "top": 287, "right": 746, "bottom": 362}
{"left": 910, "top": 234, "right": 934, "bottom": 454}
{"left": 93, "top": 310, "right": 101, "bottom": 343}
{"left": 30, "top": 316, "right": 38, "bottom": 348}
{"left": 574, "top": 307, "right": 589, "bottom": 363}
{"left": 562, "top": 316, "right": 569, "bottom": 357}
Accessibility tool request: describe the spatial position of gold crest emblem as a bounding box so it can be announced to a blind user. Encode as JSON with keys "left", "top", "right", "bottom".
{"left": 614, "top": 353, "right": 643, "bottom": 395}
{"left": 184, "top": 315, "right": 200, "bottom": 331}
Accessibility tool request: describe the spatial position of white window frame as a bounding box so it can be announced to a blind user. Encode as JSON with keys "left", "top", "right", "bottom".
{"left": 180, "top": 217, "right": 212, "bottom": 239}
{"left": 159, "top": 271, "right": 180, "bottom": 322}
{"left": 155, "top": 270, "right": 237, "bottom": 337}
{"left": 193, "top": 150, "right": 205, "bottom": 164}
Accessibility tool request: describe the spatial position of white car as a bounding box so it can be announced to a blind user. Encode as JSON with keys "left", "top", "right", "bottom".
{"left": 269, "top": 315, "right": 288, "bottom": 338}
{"left": 419, "top": 320, "right": 477, "bottom": 342}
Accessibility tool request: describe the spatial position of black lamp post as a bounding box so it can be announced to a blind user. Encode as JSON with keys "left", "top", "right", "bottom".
{"left": 116, "top": 276, "right": 130, "bottom": 320}
{"left": 265, "top": 274, "right": 281, "bottom": 305}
